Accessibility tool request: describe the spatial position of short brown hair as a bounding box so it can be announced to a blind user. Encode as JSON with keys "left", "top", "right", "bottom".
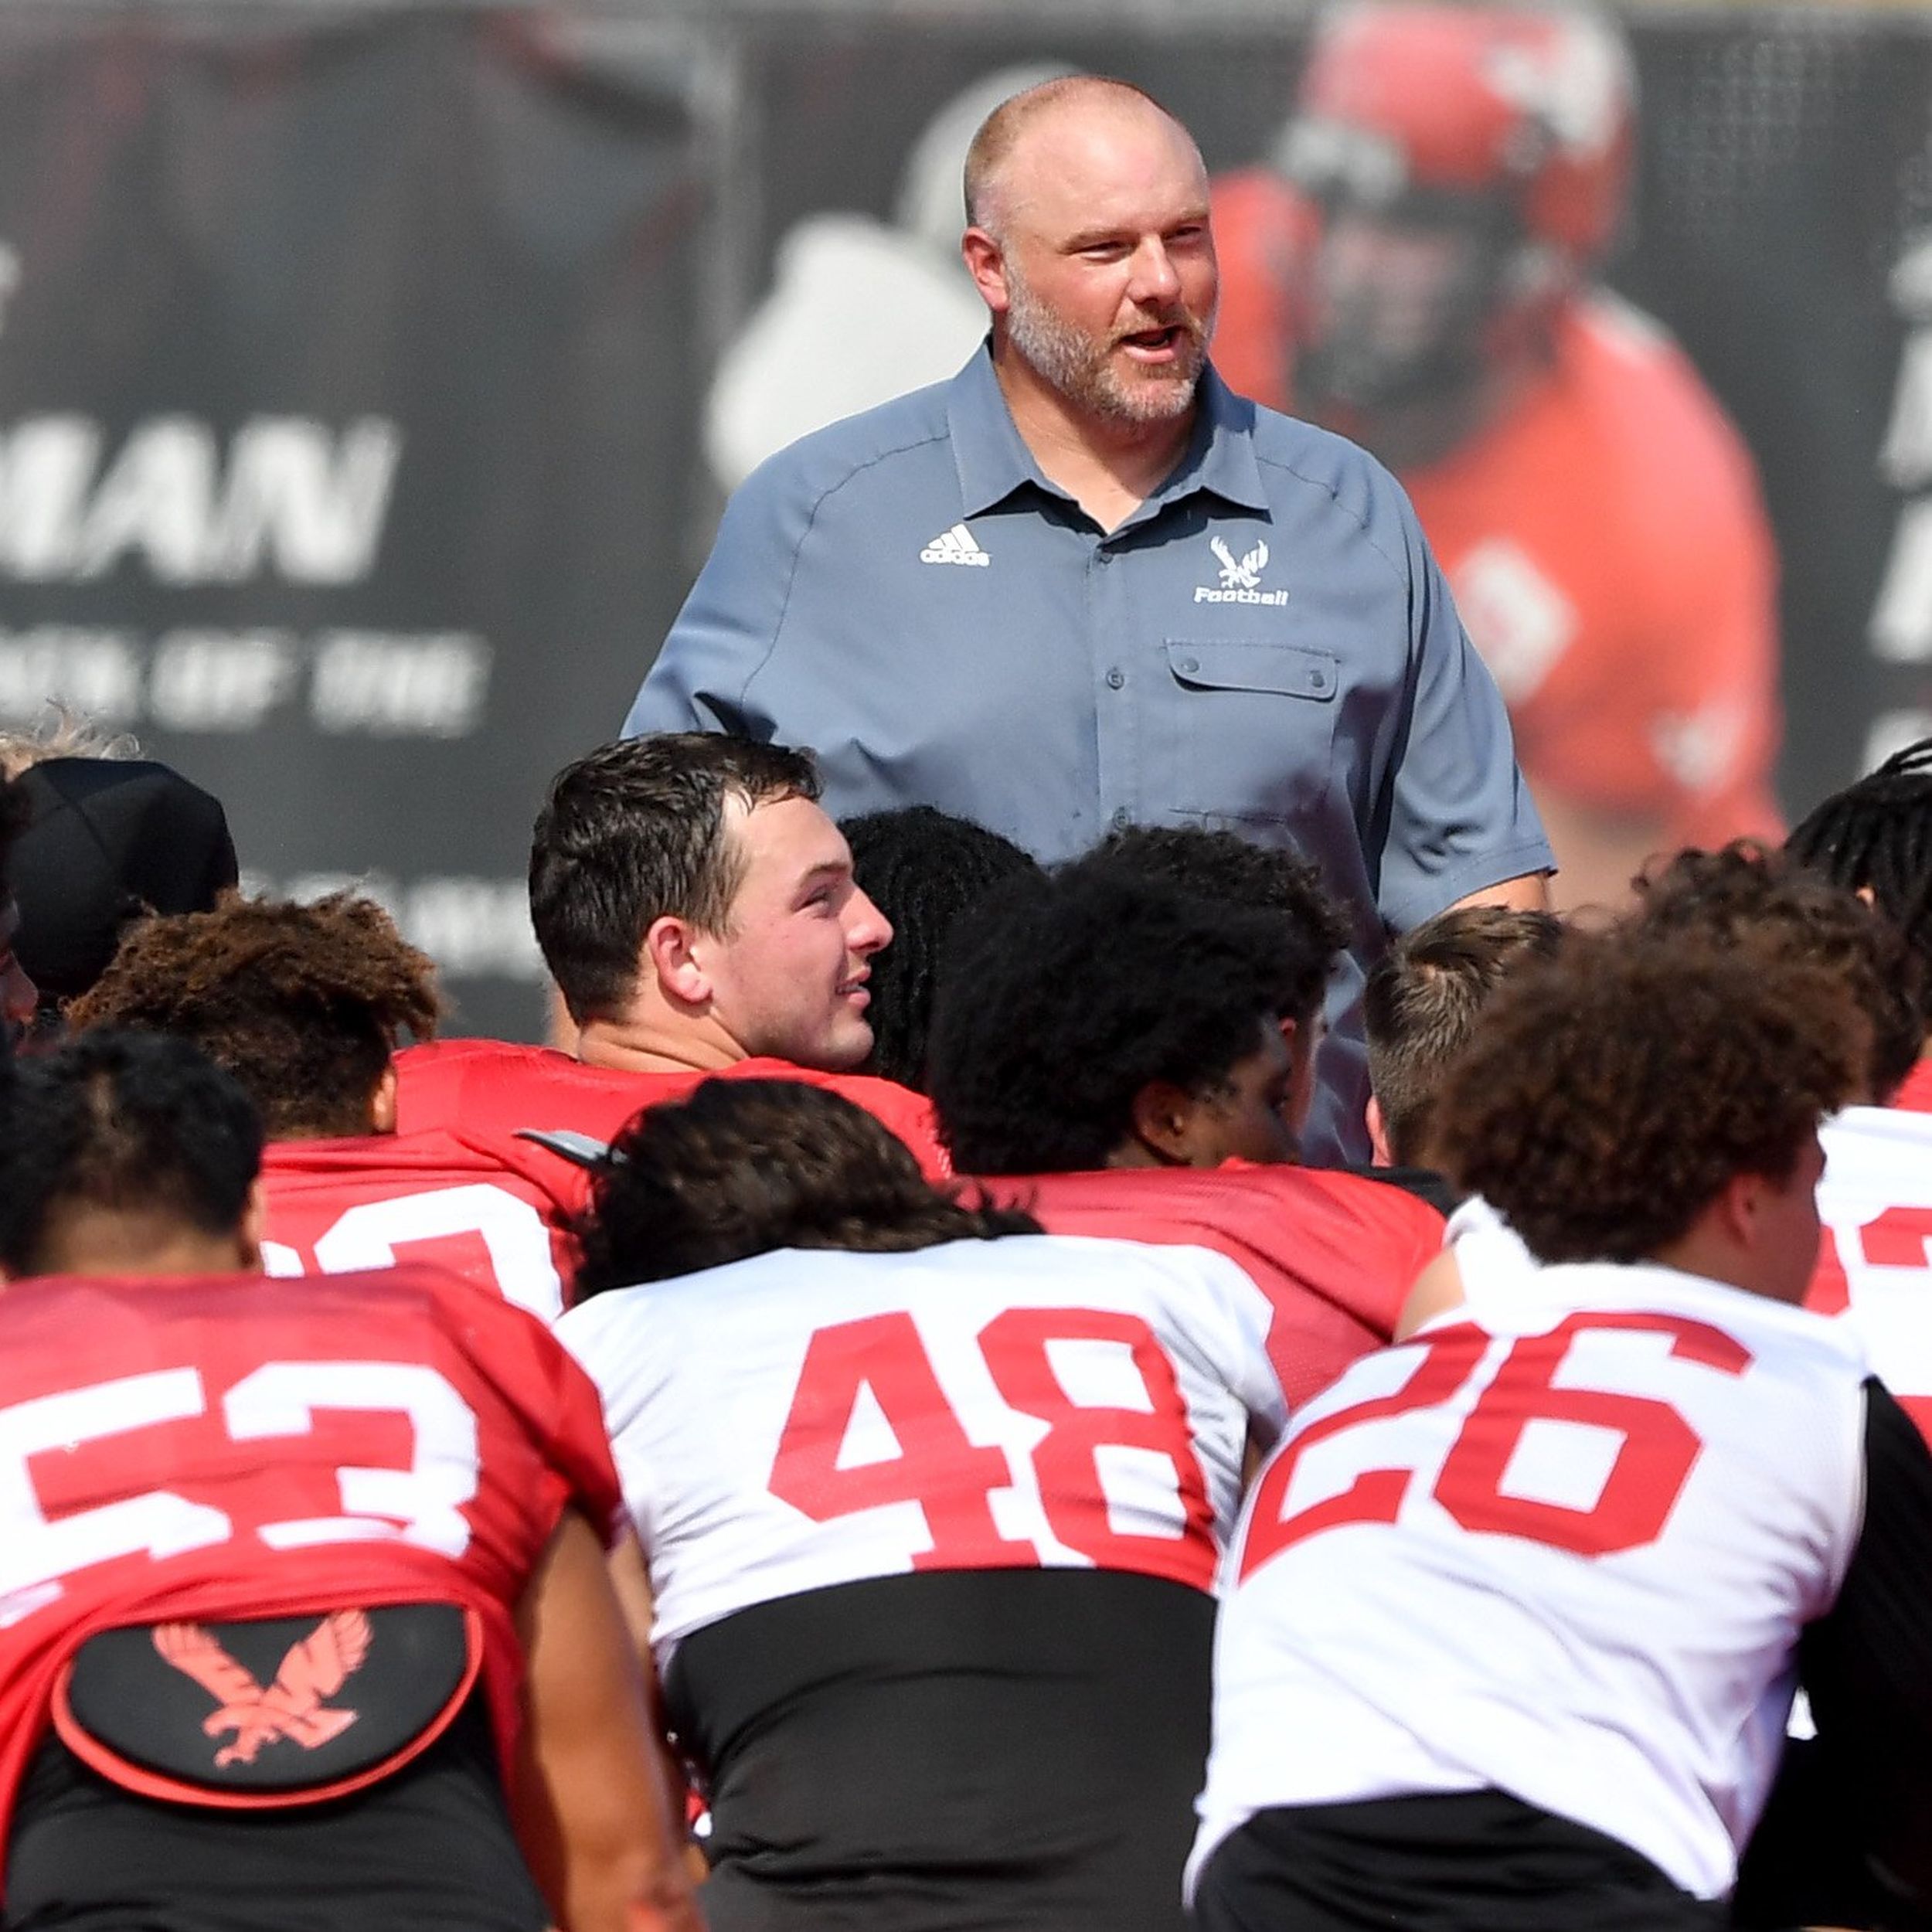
{"left": 1440, "top": 933, "right": 1864, "bottom": 1265}
{"left": 530, "top": 734, "right": 820, "bottom": 1026}
{"left": 572, "top": 1078, "right": 1039, "bottom": 1298}
{"left": 1365, "top": 906, "right": 1566, "bottom": 1166}
{"left": 1632, "top": 840, "right": 1923, "bottom": 1102}
{"left": 66, "top": 892, "right": 436, "bottom": 1139}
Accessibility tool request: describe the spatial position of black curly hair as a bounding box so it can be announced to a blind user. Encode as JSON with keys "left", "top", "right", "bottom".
{"left": 1442, "top": 932, "right": 1864, "bottom": 1266}
{"left": 572, "top": 1077, "right": 1038, "bottom": 1297}
{"left": 0, "top": 1029, "right": 264, "bottom": 1276}
{"left": 1065, "top": 823, "right": 1347, "bottom": 1033}
{"left": 1787, "top": 736, "right": 1932, "bottom": 1032}
{"left": 927, "top": 868, "right": 1309, "bottom": 1175}
{"left": 842, "top": 806, "right": 1042, "bottom": 1092}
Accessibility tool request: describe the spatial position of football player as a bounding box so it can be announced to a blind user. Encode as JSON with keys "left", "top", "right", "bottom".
{"left": 395, "top": 734, "right": 949, "bottom": 1215}
{"left": 68, "top": 892, "right": 576, "bottom": 1320}
{"left": 558, "top": 1077, "right": 1285, "bottom": 1931}
{"left": 927, "top": 866, "right": 1444, "bottom": 1410}
{"left": 1192, "top": 934, "right": 1932, "bottom": 1931}
{"left": 1213, "top": 3, "right": 1783, "bottom": 908}
{"left": 0, "top": 1030, "right": 699, "bottom": 1932}
{"left": 1400, "top": 842, "right": 1927, "bottom": 1340}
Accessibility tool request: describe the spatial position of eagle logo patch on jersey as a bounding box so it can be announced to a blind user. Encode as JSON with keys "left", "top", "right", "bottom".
{"left": 155, "top": 1611, "right": 371, "bottom": 1767}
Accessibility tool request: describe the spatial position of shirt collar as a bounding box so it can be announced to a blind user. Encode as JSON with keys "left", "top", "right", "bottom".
{"left": 947, "top": 345, "right": 1271, "bottom": 522}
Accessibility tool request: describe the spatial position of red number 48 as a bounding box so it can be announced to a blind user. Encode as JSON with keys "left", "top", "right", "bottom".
{"left": 1239, "top": 1312, "right": 1752, "bottom": 1583}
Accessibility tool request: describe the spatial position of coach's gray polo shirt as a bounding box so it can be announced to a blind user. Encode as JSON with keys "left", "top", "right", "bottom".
{"left": 627, "top": 346, "right": 1551, "bottom": 1163}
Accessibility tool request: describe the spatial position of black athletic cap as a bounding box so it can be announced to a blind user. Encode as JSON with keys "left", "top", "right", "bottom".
{"left": 12, "top": 758, "right": 239, "bottom": 1000}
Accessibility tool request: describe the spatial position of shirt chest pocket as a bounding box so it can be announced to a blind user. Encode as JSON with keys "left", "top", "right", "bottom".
{"left": 1162, "top": 639, "right": 1340, "bottom": 826}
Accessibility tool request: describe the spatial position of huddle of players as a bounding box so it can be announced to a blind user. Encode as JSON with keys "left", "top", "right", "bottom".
{"left": 3, "top": 733, "right": 1932, "bottom": 1930}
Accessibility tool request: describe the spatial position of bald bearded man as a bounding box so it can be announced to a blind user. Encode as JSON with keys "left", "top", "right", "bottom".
{"left": 627, "top": 76, "right": 1551, "bottom": 1165}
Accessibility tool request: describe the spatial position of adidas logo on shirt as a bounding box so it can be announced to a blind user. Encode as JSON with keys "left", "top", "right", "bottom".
{"left": 920, "top": 523, "right": 991, "bottom": 566}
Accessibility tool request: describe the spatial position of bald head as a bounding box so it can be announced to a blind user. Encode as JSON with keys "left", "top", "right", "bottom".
{"left": 964, "top": 75, "right": 1197, "bottom": 244}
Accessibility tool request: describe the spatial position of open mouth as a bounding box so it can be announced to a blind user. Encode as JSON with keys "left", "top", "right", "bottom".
{"left": 1119, "top": 324, "right": 1188, "bottom": 360}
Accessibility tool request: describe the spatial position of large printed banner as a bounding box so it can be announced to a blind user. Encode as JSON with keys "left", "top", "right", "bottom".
{"left": 2, "top": 4, "right": 1930, "bottom": 1028}
{"left": 0, "top": 6, "right": 714, "bottom": 1038}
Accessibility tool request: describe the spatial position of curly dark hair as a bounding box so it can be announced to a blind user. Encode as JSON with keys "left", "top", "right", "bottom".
{"left": 531, "top": 734, "right": 820, "bottom": 1026}
{"left": 66, "top": 892, "right": 438, "bottom": 1138}
{"left": 927, "top": 869, "right": 1308, "bottom": 1174}
{"left": 1631, "top": 841, "right": 1923, "bottom": 1103}
{"left": 1440, "top": 933, "right": 1865, "bottom": 1266}
{"left": 842, "top": 806, "right": 1043, "bottom": 1093}
{"left": 572, "top": 1078, "right": 1038, "bottom": 1298}
{"left": 1066, "top": 824, "right": 1349, "bottom": 1031}
{"left": 0, "top": 1029, "right": 264, "bottom": 1275}
{"left": 1365, "top": 906, "right": 1568, "bottom": 1167}
{"left": 1787, "top": 736, "right": 1932, "bottom": 1031}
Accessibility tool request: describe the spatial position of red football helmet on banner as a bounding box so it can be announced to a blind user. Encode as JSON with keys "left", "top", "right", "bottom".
{"left": 1280, "top": 3, "right": 1637, "bottom": 413}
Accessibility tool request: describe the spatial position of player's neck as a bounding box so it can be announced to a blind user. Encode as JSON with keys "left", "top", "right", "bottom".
{"left": 574, "top": 1007, "right": 747, "bottom": 1077}
{"left": 1340, "top": 359, "right": 1539, "bottom": 472}
{"left": 992, "top": 342, "right": 1193, "bottom": 533}
{"left": 24, "top": 1214, "right": 258, "bottom": 1280}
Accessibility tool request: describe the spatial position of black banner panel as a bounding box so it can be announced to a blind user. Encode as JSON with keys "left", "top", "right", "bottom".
{"left": 0, "top": 6, "right": 715, "bottom": 1038}
{"left": 2, "top": 4, "right": 1931, "bottom": 1024}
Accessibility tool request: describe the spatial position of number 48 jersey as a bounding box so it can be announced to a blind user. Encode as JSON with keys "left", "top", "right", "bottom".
{"left": 557, "top": 1233, "right": 1287, "bottom": 1656}
{"left": 1191, "top": 1262, "right": 1872, "bottom": 1906}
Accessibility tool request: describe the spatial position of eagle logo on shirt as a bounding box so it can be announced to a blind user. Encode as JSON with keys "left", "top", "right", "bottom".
{"left": 154, "top": 1611, "right": 372, "bottom": 1767}
{"left": 1213, "top": 536, "right": 1269, "bottom": 590}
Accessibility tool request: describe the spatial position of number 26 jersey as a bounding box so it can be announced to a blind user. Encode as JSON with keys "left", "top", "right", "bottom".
{"left": 1191, "top": 1262, "right": 1871, "bottom": 1904}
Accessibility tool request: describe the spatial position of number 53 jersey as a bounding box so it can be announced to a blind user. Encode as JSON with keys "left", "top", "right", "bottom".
{"left": 1191, "top": 1261, "right": 1877, "bottom": 1905}
{"left": 0, "top": 1263, "right": 623, "bottom": 1879}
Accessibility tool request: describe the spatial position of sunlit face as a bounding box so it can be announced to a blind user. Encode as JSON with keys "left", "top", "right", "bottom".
{"left": 984, "top": 103, "right": 1218, "bottom": 426}
{"left": 1175, "top": 1016, "right": 1306, "bottom": 1167}
{"left": 0, "top": 898, "right": 36, "bottom": 1053}
{"left": 692, "top": 795, "right": 893, "bottom": 1073}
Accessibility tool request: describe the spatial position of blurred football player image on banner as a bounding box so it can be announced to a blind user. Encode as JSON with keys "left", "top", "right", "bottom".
{"left": 704, "top": 62, "right": 1073, "bottom": 492}
{"left": 1213, "top": 3, "right": 1784, "bottom": 910}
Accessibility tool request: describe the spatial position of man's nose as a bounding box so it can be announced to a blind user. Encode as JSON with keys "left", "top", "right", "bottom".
{"left": 1128, "top": 237, "right": 1182, "bottom": 306}
{"left": 848, "top": 889, "right": 893, "bottom": 956}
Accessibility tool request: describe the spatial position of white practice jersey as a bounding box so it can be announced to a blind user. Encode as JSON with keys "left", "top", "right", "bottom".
{"left": 1191, "top": 1262, "right": 1870, "bottom": 1901}
{"left": 558, "top": 1233, "right": 1285, "bottom": 1657}
{"left": 1815, "top": 1103, "right": 1932, "bottom": 1440}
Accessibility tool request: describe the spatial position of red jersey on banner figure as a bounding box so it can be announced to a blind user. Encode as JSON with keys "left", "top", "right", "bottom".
{"left": 1213, "top": 3, "right": 1783, "bottom": 907}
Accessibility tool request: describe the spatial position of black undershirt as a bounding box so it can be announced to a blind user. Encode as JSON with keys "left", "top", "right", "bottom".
{"left": 3, "top": 1692, "right": 549, "bottom": 1932}
{"left": 667, "top": 1566, "right": 1216, "bottom": 1932}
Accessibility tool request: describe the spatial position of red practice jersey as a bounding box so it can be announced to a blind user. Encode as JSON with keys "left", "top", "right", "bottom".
{"left": 1213, "top": 168, "right": 1783, "bottom": 852}
{"left": 260, "top": 1129, "right": 580, "bottom": 1322}
{"left": 396, "top": 1042, "right": 951, "bottom": 1223}
{"left": 978, "top": 1164, "right": 1444, "bottom": 1410}
{"left": 0, "top": 1264, "right": 621, "bottom": 1885}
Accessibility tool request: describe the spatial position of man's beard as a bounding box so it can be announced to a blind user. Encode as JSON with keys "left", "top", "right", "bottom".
{"left": 1003, "top": 265, "right": 1212, "bottom": 427}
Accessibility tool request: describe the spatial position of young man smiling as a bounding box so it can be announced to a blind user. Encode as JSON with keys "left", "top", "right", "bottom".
{"left": 396, "top": 736, "right": 949, "bottom": 1264}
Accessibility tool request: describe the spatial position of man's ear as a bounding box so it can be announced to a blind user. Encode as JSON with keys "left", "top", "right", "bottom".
{"left": 961, "top": 226, "right": 1012, "bottom": 316}
{"left": 1366, "top": 1093, "right": 1393, "bottom": 1168}
{"left": 369, "top": 1064, "right": 400, "bottom": 1136}
{"left": 1127, "top": 1079, "right": 1199, "bottom": 1165}
{"left": 1709, "top": 1168, "right": 1765, "bottom": 1250}
{"left": 236, "top": 1178, "right": 267, "bottom": 1274}
{"left": 641, "top": 914, "right": 710, "bottom": 1011}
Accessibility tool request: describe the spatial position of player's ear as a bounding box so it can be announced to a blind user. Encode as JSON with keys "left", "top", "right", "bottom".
{"left": 236, "top": 1179, "right": 267, "bottom": 1274}
{"left": 1366, "top": 1093, "right": 1393, "bottom": 1167}
{"left": 1125, "top": 1079, "right": 1199, "bottom": 1166}
{"left": 369, "top": 1064, "right": 399, "bottom": 1135}
{"left": 642, "top": 913, "right": 711, "bottom": 1011}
